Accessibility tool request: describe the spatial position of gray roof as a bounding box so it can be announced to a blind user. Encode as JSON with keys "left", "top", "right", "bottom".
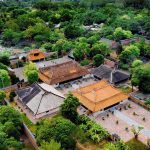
{"left": 16, "top": 83, "right": 64, "bottom": 115}
{"left": 91, "top": 65, "right": 112, "bottom": 79}
{"left": 110, "top": 70, "right": 130, "bottom": 84}
{"left": 91, "top": 65, "right": 130, "bottom": 84}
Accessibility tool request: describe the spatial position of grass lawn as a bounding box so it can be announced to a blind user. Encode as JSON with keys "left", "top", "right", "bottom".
{"left": 119, "top": 85, "right": 132, "bottom": 94}
{"left": 77, "top": 140, "right": 108, "bottom": 150}
{"left": 22, "top": 114, "right": 37, "bottom": 133}
{"left": 127, "top": 139, "right": 148, "bottom": 150}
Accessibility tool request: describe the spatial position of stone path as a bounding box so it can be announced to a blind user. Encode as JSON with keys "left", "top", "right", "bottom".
{"left": 115, "top": 110, "right": 150, "bottom": 138}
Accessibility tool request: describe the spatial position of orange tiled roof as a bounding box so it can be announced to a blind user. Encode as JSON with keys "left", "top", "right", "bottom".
{"left": 39, "top": 61, "right": 89, "bottom": 85}
{"left": 27, "top": 49, "right": 45, "bottom": 61}
{"left": 73, "top": 80, "right": 128, "bottom": 112}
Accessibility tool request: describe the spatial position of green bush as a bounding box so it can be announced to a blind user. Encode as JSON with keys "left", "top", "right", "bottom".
{"left": 9, "top": 92, "right": 16, "bottom": 102}
{"left": 80, "top": 59, "right": 90, "bottom": 66}
{"left": 145, "top": 99, "right": 150, "bottom": 105}
{"left": 79, "top": 116, "right": 109, "bottom": 143}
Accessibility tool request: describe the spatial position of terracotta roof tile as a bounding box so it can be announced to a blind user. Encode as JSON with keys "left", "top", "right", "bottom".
{"left": 73, "top": 80, "right": 128, "bottom": 112}
{"left": 39, "top": 61, "right": 89, "bottom": 85}
{"left": 27, "top": 49, "right": 45, "bottom": 61}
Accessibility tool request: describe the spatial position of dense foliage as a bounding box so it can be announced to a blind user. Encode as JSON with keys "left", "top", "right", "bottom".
{"left": 23, "top": 62, "right": 39, "bottom": 84}
{"left": 0, "top": 106, "right": 23, "bottom": 150}
{"left": 0, "top": 0, "right": 150, "bottom": 64}
{"left": 60, "top": 93, "right": 80, "bottom": 123}
{"left": 0, "top": 69, "right": 11, "bottom": 88}
{"left": 0, "top": 90, "right": 6, "bottom": 105}
{"left": 131, "top": 63, "right": 150, "bottom": 93}
{"left": 79, "top": 116, "right": 109, "bottom": 143}
{"left": 104, "top": 140, "right": 130, "bottom": 150}
{"left": 36, "top": 117, "right": 76, "bottom": 149}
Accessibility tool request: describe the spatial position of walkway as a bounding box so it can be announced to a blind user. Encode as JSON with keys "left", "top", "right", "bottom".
{"left": 115, "top": 110, "right": 150, "bottom": 138}
{"left": 95, "top": 101, "right": 150, "bottom": 144}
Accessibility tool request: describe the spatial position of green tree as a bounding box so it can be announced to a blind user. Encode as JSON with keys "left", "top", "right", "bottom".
{"left": 0, "top": 90, "right": 6, "bottom": 105}
{"left": 131, "top": 126, "right": 144, "bottom": 139}
{"left": 64, "top": 24, "right": 85, "bottom": 39}
{"left": 145, "top": 99, "right": 150, "bottom": 105}
{"left": 60, "top": 94, "right": 80, "bottom": 123}
{"left": 52, "top": 39, "right": 72, "bottom": 56}
{"left": 24, "top": 23, "right": 50, "bottom": 41}
{"left": 0, "top": 123, "right": 22, "bottom": 150}
{"left": 80, "top": 59, "right": 90, "bottom": 66}
{"left": 33, "top": 0, "right": 51, "bottom": 10}
{"left": 104, "top": 142, "right": 117, "bottom": 150}
{"left": 0, "top": 106, "right": 22, "bottom": 131}
{"left": 0, "top": 63, "right": 8, "bottom": 71}
{"left": 143, "top": 44, "right": 150, "bottom": 57}
{"left": 119, "top": 45, "right": 140, "bottom": 66}
{"left": 131, "top": 60, "right": 143, "bottom": 91}
{"left": 125, "top": 45, "right": 140, "bottom": 58}
{"left": 0, "top": 131, "right": 7, "bottom": 150}
{"left": 42, "top": 43, "right": 53, "bottom": 52}
{"left": 0, "top": 52, "right": 10, "bottom": 66}
{"left": 131, "top": 60, "right": 143, "bottom": 69}
{"left": 0, "top": 69, "right": 11, "bottom": 88}
{"left": 104, "top": 141, "right": 130, "bottom": 150}
{"left": 80, "top": 118, "right": 109, "bottom": 143}
{"left": 27, "top": 70, "right": 38, "bottom": 84}
{"left": 23, "top": 62, "right": 38, "bottom": 84}
{"left": 3, "top": 121, "right": 20, "bottom": 140}
{"left": 87, "top": 35, "right": 100, "bottom": 45}
{"left": 40, "top": 140, "right": 61, "bottom": 150}
{"left": 91, "top": 42, "right": 110, "bottom": 57}
{"left": 9, "top": 92, "right": 16, "bottom": 102}
{"left": 73, "top": 48, "right": 84, "bottom": 61}
{"left": 93, "top": 54, "right": 104, "bottom": 67}
{"left": 36, "top": 117, "right": 76, "bottom": 150}
{"left": 113, "top": 27, "right": 133, "bottom": 41}
{"left": 5, "top": 137, "right": 22, "bottom": 150}
{"left": 23, "top": 62, "right": 38, "bottom": 76}
{"left": 131, "top": 64, "right": 150, "bottom": 93}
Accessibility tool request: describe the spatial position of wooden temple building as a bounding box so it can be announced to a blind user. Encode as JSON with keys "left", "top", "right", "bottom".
{"left": 73, "top": 80, "right": 128, "bottom": 112}
{"left": 27, "top": 49, "right": 45, "bottom": 62}
{"left": 39, "top": 61, "right": 89, "bottom": 85}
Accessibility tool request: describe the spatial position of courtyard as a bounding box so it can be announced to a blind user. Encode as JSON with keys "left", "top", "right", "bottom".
{"left": 56, "top": 76, "right": 97, "bottom": 95}
{"left": 95, "top": 100, "right": 150, "bottom": 144}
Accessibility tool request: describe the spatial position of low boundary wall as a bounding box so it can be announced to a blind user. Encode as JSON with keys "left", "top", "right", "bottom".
{"left": 129, "top": 95, "right": 150, "bottom": 110}
{"left": 23, "top": 123, "right": 39, "bottom": 150}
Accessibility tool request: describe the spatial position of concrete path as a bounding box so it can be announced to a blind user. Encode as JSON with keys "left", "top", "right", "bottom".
{"left": 115, "top": 110, "right": 150, "bottom": 138}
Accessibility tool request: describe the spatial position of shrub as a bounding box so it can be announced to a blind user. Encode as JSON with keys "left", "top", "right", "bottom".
{"left": 145, "top": 99, "right": 150, "bottom": 105}
{"left": 79, "top": 116, "right": 109, "bottom": 143}
{"left": 9, "top": 92, "right": 16, "bottom": 102}
{"left": 80, "top": 59, "right": 90, "bottom": 66}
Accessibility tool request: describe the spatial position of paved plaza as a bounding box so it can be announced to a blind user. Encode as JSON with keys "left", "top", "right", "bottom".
{"left": 95, "top": 101, "right": 150, "bottom": 144}
{"left": 56, "top": 76, "right": 97, "bottom": 95}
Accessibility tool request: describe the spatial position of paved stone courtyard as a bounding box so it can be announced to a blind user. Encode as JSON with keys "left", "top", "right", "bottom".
{"left": 56, "top": 76, "right": 97, "bottom": 95}
{"left": 95, "top": 101, "right": 150, "bottom": 144}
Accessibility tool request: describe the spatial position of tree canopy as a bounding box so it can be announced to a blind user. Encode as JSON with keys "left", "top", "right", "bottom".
{"left": 23, "top": 62, "right": 38, "bottom": 84}
{"left": 60, "top": 93, "right": 80, "bottom": 123}
{"left": 0, "top": 106, "right": 23, "bottom": 150}
{"left": 36, "top": 116, "right": 76, "bottom": 149}
{"left": 0, "top": 69, "right": 11, "bottom": 88}
{"left": 0, "top": 90, "right": 6, "bottom": 105}
{"left": 131, "top": 64, "right": 150, "bottom": 93}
